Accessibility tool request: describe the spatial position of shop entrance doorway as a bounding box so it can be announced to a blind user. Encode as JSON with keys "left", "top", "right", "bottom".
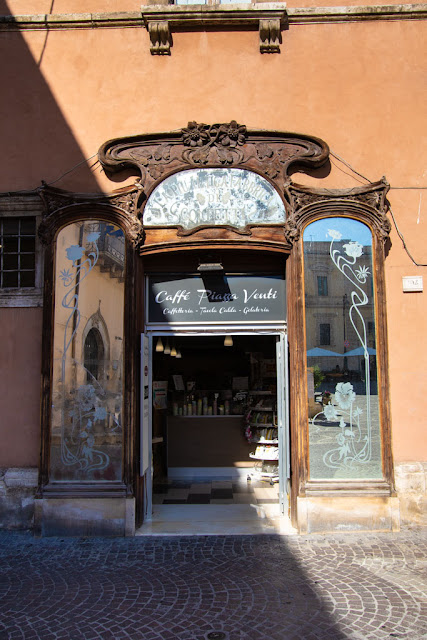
{"left": 138, "top": 330, "right": 291, "bottom": 535}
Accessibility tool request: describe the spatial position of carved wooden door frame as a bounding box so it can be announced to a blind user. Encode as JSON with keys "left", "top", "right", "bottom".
{"left": 38, "top": 122, "right": 394, "bottom": 530}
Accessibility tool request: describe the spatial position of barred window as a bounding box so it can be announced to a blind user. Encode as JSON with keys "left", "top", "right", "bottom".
{"left": 0, "top": 217, "right": 36, "bottom": 288}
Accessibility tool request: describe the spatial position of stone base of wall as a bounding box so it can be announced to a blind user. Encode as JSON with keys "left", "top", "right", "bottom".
{"left": 1, "top": 464, "right": 426, "bottom": 534}
{"left": 394, "top": 462, "right": 427, "bottom": 527}
{"left": 0, "top": 468, "right": 38, "bottom": 530}
{"left": 297, "top": 495, "right": 401, "bottom": 534}
{"left": 34, "top": 496, "right": 135, "bottom": 537}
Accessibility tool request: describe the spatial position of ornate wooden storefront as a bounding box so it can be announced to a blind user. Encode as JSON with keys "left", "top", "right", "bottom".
{"left": 35, "top": 122, "right": 396, "bottom": 535}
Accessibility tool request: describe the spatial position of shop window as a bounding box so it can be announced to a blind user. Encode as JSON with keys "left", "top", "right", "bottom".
{"left": 319, "top": 323, "right": 330, "bottom": 346}
{"left": 0, "top": 217, "right": 36, "bottom": 288}
{"left": 50, "top": 220, "right": 125, "bottom": 482}
{"left": 304, "top": 217, "right": 382, "bottom": 480}
{"left": 317, "top": 275, "right": 328, "bottom": 296}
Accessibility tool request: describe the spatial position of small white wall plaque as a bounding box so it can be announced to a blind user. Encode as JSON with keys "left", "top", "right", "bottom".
{"left": 402, "top": 276, "right": 423, "bottom": 293}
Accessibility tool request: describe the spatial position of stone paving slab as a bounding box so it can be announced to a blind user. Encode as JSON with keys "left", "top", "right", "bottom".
{"left": 0, "top": 529, "right": 426, "bottom": 640}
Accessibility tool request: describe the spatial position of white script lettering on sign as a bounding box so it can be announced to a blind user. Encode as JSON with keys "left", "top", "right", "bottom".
{"left": 148, "top": 275, "right": 286, "bottom": 324}
{"left": 143, "top": 168, "right": 286, "bottom": 230}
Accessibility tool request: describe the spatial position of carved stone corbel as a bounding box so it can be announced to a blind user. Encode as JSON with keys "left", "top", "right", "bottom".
{"left": 148, "top": 20, "right": 171, "bottom": 56}
{"left": 141, "top": 5, "right": 287, "bottom": 56}
{"left": 259, "top": 18, "right": 281, "bottom": 53}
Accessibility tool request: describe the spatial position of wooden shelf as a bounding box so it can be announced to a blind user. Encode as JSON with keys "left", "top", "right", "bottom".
{"left": 250, "top": 452, "right": 279, "bottom": 461}
{"left": 171, "top": 414, "right": 243, "bottom": 419}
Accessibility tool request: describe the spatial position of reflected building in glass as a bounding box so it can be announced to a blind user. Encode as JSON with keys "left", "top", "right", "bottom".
{"left": 50, "top": 221, "right": 125, "bottom": 482}
{"left": 304, "top": 218, "right": 382, "bottom": 480}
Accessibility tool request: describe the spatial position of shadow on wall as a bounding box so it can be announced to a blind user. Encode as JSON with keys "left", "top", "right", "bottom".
{"left": 0, "top": 1, "right": 101, "bottom": 193}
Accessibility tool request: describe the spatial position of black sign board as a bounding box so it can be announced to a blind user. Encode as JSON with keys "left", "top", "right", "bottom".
{"left": 147, "top": 274, "right": 286, "bottom": 324}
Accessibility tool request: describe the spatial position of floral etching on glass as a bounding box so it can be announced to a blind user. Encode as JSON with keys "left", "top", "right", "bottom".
{"left": 52, "top": 224, "right": 124, "bottom": 477}
{"left": 311, "top": 228, "right": 376, "bottom": 471}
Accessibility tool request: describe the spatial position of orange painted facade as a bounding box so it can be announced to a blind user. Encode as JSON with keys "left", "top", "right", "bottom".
{"left": 0, "top": 0, "right": 426, "bottom": 533}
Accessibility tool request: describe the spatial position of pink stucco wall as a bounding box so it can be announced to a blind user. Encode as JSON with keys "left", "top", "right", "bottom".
{"left": 0, "top": 1, "right": 426, "bottom": 464}
{"left": 0, "top": 308, "right": 42, "bottom": 466}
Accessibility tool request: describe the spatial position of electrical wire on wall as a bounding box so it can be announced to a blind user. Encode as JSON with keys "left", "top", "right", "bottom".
{"left": 330, "top": 151, "right": 427, "bottom": 267}
{"left": 45, "top": 154, "right": 100, "bottom": 186}
{"left": 3, "top": 146, "right": 426, "bottom": 266}
{"left": 5, "top": 154, "right": 102, "bottom": 196}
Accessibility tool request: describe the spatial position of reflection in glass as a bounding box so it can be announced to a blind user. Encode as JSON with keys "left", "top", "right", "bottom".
{"left": 143, "top": 168, "right": 286, "bottom": 230}
{"left": 50, "top": 221, "right": 125, "bottom": 481}
{"left": 304, "top": 218, "right": 382, "bottom": 480}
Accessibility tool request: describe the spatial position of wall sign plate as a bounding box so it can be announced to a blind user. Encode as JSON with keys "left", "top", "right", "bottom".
{"left": 402, "top": 276, "right": 423, "bottom": 292}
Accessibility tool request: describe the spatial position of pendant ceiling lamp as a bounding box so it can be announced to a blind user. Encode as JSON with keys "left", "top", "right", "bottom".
{"left": 171, "top": 345, "right": 177, "bottom": 357}
{"left": 224, "top": 335, "right": 233, "bottom": 347}
{"left": 164, "top": 340, "right": 171, "bottom": 355}
{"left": 155, "top": 337, "right": 164, "bottom": 352}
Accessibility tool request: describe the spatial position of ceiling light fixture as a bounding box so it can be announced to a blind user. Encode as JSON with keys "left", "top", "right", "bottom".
{"left": 197, "top": 262, "right": 223, "bottom": 272}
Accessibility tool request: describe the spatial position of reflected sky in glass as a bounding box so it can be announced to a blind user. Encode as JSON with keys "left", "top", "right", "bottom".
{"left": 303, "top": 218, "right": 372, "bottom": 246}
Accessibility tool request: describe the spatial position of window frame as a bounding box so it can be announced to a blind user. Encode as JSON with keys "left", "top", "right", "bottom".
{"left": 319, "top": 322, "right": 331, "bottom": 346}
{"left": 317, "top": 274, "right": 328, "bottom": 297}
{"left": 37, "top": 203, "right": 140, "bottom": 498}
{"left": 286, "top": 192, "right": 394, "bottom": 519}
{"left": 0, "top": 196, "right": 43, "bottom": 307}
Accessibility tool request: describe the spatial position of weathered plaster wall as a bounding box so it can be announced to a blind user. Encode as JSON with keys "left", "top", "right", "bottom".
{"left": 0, "top": 468, "right": 38, "bottom": 529}
{"left": 0, "top": 308, "right": 42, "bottom": 467}
{"left": 0, "top": 8, "right": 426, "bottom": 479}
{"left": 395, "top": 461, "right": 427, "bottom": 527}
{"left": 1, "top": 15, "right": 425, "bottom": 192}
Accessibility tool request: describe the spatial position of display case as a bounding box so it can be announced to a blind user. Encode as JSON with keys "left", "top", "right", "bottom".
{"left": 166, "top": 384, "right": 251, "bottom": 469}
{"left": 169, "top": 389, "right": 245, "bottom": 417}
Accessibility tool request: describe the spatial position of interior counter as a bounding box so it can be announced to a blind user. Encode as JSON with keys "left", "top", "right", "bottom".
{"left": 167, "top": 415, "right": 253, "bottom": 468}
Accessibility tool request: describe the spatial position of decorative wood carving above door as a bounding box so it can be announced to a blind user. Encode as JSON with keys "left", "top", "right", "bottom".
{"left": 97, "top": 122, "right": 330, "bottom": 252}
{"left": 99, "top": 121, "right": 329, "bottom": 202}
{"left": 96, "top": 121, "right": 330, "bottom": 251}
{"left": 37, "top": 123, "right": 391, "bottom": 254}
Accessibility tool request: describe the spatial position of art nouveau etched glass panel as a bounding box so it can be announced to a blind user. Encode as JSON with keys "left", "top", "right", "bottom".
{"left": 50, "top": 221, "right": 125, "bottom": 481}
{"left": 303, "top": 218, "right": 382, "bottom": 480}
{"left": 143, "top": 168, "right": 286, "bottom": 230}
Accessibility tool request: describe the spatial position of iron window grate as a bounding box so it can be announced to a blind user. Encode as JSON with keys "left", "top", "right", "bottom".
{"left": 0, "top": 217, "right": 36, "bottom": 288}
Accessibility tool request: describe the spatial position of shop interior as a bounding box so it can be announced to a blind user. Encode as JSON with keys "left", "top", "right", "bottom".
{"left": 138, "top": 334, "right": 294, "bottom": 535}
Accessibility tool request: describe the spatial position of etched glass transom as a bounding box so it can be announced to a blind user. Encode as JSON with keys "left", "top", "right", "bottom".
{"left": 143, "top": 168, "right": 286, "bottom": 229}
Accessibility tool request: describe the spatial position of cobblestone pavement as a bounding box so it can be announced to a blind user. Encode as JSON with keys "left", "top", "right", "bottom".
{"left": 0, "top": 529, "right": 426, "bottom": 640}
